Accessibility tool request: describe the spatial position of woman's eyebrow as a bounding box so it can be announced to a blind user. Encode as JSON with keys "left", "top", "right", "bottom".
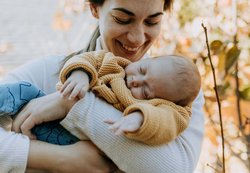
{"left": 112, "top": 8, "right": 163, "bottom": 18}
{"left": 113, "top": 8, "right": 135, "bottom": 16}
{"left": 148, "top": 12, "right": 163, "bottom": 18}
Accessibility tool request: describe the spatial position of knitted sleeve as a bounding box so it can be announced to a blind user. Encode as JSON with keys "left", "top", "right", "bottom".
{"left": 59, "top": 50, "right": 131, "bottom": 90}
{"left": 61, "top": 91, "right": 205, "bottom": 173}
{"left": 123, "top": 102, "right": 191, "bottom": 145}
{"left": 0, "top": 56, "right": 64, "bottom": 173}
{"left": 0, "top": 119, "right": 29, "bottom": 173}
{"left": 59, "top": 50, "right": 108, "bottom": 88}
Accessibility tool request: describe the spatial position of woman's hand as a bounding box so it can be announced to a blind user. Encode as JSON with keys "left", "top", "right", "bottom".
{"left": 55, "top": 141, "right": 117, "bottom": 173}
{"left": 12, "top": 92, "right": 77, "bottom": 139}
{"left": 28, "top": 140, "right": 117, "bottom": 173}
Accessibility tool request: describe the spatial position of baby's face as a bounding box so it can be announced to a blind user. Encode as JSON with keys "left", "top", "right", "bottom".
{"left": 125, "top": 57, "right": 174, "bottom": 100}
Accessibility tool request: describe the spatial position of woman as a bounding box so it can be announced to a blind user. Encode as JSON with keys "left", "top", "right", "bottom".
{"left": 1, "top": 0, "right": 205, "bottom": 172}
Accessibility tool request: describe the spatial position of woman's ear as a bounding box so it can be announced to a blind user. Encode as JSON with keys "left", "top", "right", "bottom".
{"left": 90, "top": 3, "right": 99, "bottom": 19}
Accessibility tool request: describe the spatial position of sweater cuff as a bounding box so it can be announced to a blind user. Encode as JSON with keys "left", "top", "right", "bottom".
{"left": 66, "top": 67, "right": 93, "bottom": 82}
{"left": 59, "top": 62, "right": 98, "bottom": 88}
{"left": 0, "top": 128, "right": 30, "bottom": 173}
{"left": 123, "top": 103, "right": 160, "bottom": 145}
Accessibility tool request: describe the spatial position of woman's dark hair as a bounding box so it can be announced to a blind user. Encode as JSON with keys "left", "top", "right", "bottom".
{"left": 87, "top": 0, "right": 174, "bottom": 11}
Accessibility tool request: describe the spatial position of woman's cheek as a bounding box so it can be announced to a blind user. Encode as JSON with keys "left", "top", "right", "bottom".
{"left": 147, "top": 24, "right": 162, "bottom": 40}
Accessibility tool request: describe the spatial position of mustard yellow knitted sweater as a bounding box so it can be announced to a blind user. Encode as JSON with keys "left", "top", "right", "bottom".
{"left": 59, "top": 50, "right": 191, "bottom": 145}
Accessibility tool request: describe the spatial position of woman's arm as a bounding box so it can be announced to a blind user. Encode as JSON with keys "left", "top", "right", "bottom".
{"left": 0, "top": 56, "right": 62, "bottom": 173}
{"left": 0, "top": 123, "right": 30, "bottom": 173}
{"left": 28, "top": 140, "right": 113, "bottom": 173}
{"left": 61, "top": 90, "right": 205, "bottom": 173}
{"left": 1, "top": 56, "right": 114, "bottom": 173}
{"left": 10, "top": 91, "right": 117, "bottom": 173}
{"left": 1, "top": 56, "right": 64, "bottom": 94}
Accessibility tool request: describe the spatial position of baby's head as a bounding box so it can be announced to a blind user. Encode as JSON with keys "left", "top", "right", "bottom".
{"left": 125, "top": 55, "right": 201, "bottom": 106}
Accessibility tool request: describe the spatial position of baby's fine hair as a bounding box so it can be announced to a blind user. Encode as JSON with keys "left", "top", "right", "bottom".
{"left": 165, "top": 55, "right": 201, "bottom": 106}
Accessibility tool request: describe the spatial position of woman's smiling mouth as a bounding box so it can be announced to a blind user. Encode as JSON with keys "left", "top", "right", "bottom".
{"left": 116, "top": 40, "right": 140, "bottom": 56}
{"left": 122, "top": 44, "right": 139, "bottom": 52}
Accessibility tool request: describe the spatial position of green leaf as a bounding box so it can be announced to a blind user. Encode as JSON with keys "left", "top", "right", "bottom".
{"left": 239, "top": 87, "right": 250, "bottom": 101}
{"left": 225, "top": 46, "right": 241, "bottom": 74}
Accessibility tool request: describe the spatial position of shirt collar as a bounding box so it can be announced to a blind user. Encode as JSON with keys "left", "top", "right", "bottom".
{"left": 95, "top": 37, "right": 102, "bottom": 51}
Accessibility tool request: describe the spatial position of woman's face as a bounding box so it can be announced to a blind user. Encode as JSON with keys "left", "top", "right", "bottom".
{"left": 91, "top": 0, "right": 164, "bottom": 62}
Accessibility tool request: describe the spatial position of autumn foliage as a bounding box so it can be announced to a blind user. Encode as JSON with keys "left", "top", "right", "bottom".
{"left": 0, "top": 0, "right": 249, "bottom": 172}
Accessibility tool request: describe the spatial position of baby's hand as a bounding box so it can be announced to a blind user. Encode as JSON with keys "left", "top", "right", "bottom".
{"left": 60, "top": 70, "right": 90, "bottom": 100}
{"left": 104, "top": 111, "right": 143, "bottom": 135}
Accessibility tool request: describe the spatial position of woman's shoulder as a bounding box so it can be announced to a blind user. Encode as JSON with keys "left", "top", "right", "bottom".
{"left": 32, "top": 55, "right": 65, "bottom": 65}
{"left": 1, "top": 55, "right": 66, "bottom": 93}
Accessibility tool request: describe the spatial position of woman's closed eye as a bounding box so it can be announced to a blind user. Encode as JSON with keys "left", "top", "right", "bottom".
{"left": 144, "top": 20, "right": 160, "bottom": 26}
{"left": 144, "top": 16, "right": 162, "bottom": 26}
{"left": 112, "top": 16, "right": 131, "bottom": 25}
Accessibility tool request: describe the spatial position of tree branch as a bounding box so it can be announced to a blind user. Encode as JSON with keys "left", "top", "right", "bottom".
{"left": 202, "top": 23, "right": 225, "bottom": 173}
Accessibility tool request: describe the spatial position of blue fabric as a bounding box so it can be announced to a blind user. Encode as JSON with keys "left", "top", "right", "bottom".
{"left": 0, "top": 81, "right": 79, "bottom": 145}
{"left": 0, "top": 81, "right": 44, "bottom": 116}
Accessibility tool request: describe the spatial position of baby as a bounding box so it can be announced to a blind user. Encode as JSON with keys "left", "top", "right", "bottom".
{"left": 0, "top": 50, "right": 200, "bottom": 145}
{"left": 59, "top": 50, "right": 201, "bottom": 145}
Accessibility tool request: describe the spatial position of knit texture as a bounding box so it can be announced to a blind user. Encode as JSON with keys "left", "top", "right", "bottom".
{"left": 0, "top": 37, "right": 204, "bottom": 173}
{"left": 61, "top": 92, "right": 199, "bottom": 173}
{"left": 0, "top": 124, "right": 29, "bottom": 173}
{"left": 60, "top": 50, "right": 191, "bottom": 145}
{"left": 0, "top": 55, "right": 65, "bottom": 173}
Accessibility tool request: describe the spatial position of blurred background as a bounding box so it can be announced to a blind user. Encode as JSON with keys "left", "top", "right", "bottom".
{"left": 0, "top": 0, "right": 249, "bottom": 172}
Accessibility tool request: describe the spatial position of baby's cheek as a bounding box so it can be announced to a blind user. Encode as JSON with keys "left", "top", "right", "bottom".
{"left": 130, "top": 87, "right": 143, "bottom": 99}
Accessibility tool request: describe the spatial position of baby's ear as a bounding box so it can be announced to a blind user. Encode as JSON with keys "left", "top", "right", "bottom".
{"left": 90, "top": 3, "right": 99, "bottom": 19}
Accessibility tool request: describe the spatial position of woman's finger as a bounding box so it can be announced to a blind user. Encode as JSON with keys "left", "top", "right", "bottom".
{"left": 103, "top": 119, "right": 115, "bottom": 124}
{"left": 20, "top": 115, "right": 37, "bottom": 139}
{"left": 12, "top": 108, "right": 30, "bottom": 133}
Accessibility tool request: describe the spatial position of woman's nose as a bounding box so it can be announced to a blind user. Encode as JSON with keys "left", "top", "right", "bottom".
{"left": 127, "top": 26, "right": 146, "bottom": 46}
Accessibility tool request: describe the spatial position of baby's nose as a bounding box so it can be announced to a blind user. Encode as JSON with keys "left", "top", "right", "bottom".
{"left": 131, "top": 76, "right": 143, "bottom": 87}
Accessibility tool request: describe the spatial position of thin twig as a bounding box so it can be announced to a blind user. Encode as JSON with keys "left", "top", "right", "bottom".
{"left": 235, "top": 61, "right": 242, "bottom": 129}
{"left": 202, "top": 23, "right": 225, "bottom": 173}
{"left": 205, "top": 101, "right": 250, "bottom": 168}
{"left": 232, "top": 0, "right": 243, "bottom": 131}
{"left": 207, "top": 163, "right": 221, "bottom": 173}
